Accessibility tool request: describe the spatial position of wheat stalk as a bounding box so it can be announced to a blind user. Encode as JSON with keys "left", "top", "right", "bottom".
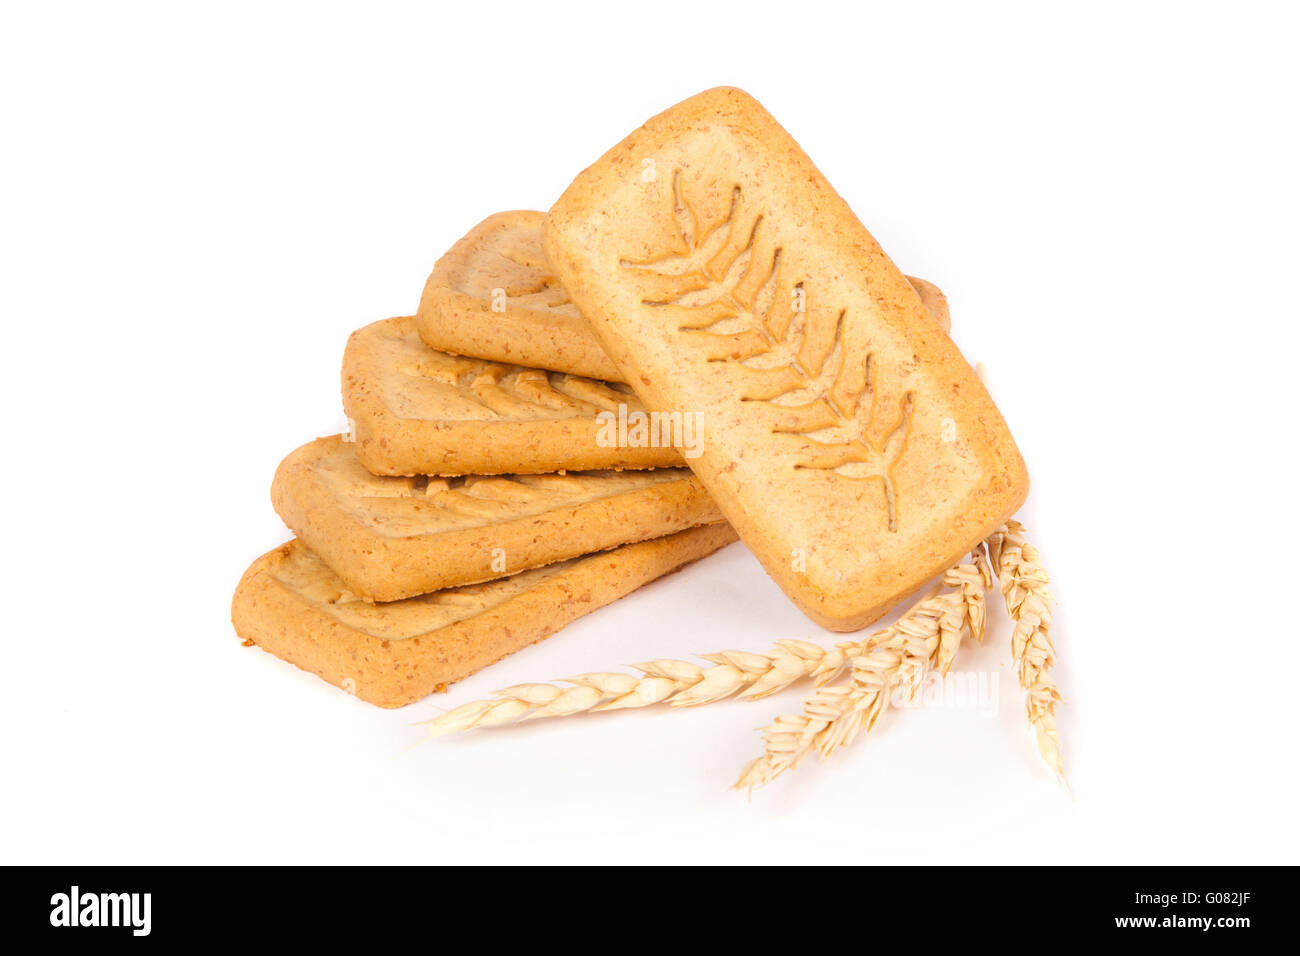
{"left": 732, "top": 556, "right": 984, "bottom": 791}
{"left": 425, "top": 554, "right": 988, "bottom": 738}
{"left": 422, "top": 520, "right": 1065, "bottom": 793}
{"left": 986, "top": 519, "right": 1065, "bottom": 782}
{"left": 424, "top": 639, "right": 862, "bottom": 737}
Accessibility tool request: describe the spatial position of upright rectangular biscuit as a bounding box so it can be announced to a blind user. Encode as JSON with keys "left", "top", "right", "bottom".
{"left": 544, "top": 88, "right": 1028, "bottom": 631}
{"left": 341, "top": 316, "right": 688, "bottom": 475}
{"left": 272, "top": 435, "right": 721, "bottom": 601}
{"left": 416, "top": 210, "right": 951, "bottom": 381}
{"left": 232, "top": 524, "right": 738, "bottom": 708}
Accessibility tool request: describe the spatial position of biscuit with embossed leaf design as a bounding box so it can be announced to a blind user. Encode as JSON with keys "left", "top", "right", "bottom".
{"left": 342, "top": 316, "right": 686, "bottom": 475}
{"left": 544, "top": 88, "right": 1028, "bottom": 631}
{"left": 272, "top": 435, "right": 721, "bottom": 601}
{"left": 417, "top": 210, "right": 951, "bottom": 381}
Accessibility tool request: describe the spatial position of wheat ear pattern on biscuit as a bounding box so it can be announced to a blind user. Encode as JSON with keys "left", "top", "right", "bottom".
{"left": 544, "top": 88, "right": 1029, "bottom": 633}
{"left": 623, "top": 171, "right": 915, "bottom": 531}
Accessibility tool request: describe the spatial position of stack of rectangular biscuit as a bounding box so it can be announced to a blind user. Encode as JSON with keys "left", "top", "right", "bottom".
{"left": 231, "top": 210, "right": 950, "bottom": 706}
{"left": 233, "top": 88, "right": 1027, "bottom": 710}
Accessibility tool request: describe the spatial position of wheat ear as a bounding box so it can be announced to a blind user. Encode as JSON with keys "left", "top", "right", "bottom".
{"left": 425, "top": 639, "right": 870, "bottom": 737}
{"left": 733, "top": 556, "right": 986, "bottom": 791}
{"left": 986, "top": 520, "right": 1064, "bottom": 782}
{"left": 424, "top": 550, "right": 988, "bottom": 738}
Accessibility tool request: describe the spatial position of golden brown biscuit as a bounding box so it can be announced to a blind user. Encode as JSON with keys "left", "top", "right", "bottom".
{"left": 906, "top": 276, "right": 950, "bottom": 335}
{"left": 544, "top": 88, "right": 1028, "bottom": 632}
{"left": 417, "top": 211, "right": 620, "bottom": 380}
{"left": 231, "top": 524, "right": 738, "bottom": 708}
{"left": 271, "top": 435, "right": 721, "bottom": 601}
{"left": 341, "top": 316, "right": 688, "bottom": 475}
{"left": 416, "top": 211, "right": 951, "bottom": 380}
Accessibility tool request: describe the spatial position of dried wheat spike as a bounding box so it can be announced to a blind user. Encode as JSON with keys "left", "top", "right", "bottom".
{"left": 734, "top": 560, "right": 978, "bottom": 792}
{"left": 986, "top": 520, "right": 1065, "bottom": 782}
{"left": 423, "top": 639, "right": 867, "bottom": 737}
{"left": 424, "top": 522, "right": 1066, "bottom": 796}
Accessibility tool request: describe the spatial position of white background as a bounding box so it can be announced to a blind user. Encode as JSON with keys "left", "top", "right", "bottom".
{"left": 2, "top": 1, "right": 1296, "bottom": 864}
